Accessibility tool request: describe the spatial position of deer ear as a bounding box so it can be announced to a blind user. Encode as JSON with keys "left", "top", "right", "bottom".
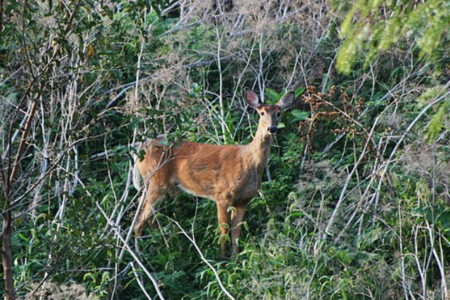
{"left": 276, "top": 91, "right": 295, "bottom": 110}
{"left": 245, "top": 89, "right": 262, "bottom": 108}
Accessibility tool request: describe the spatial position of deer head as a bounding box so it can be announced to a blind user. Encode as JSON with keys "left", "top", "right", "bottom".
{"left": 245, "top": 90, "right": 295, "bottom": 137}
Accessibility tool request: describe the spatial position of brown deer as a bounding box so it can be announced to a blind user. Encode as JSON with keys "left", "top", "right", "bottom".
{"left": 132, "top": 89, "right": 295, "bottom": 257}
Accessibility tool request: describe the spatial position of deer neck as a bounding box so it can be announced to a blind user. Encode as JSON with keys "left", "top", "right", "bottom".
{"left": 243, "top": 125, "right": 273, "bottom": 174}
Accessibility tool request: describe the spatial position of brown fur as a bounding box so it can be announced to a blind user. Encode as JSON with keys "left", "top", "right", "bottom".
{"left": 133, "top": 90, "right": 295, "bottom": 257}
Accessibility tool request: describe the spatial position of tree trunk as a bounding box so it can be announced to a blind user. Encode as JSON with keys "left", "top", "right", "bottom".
{"left": 2, "top": 208, "right": 15, "bottom": 300}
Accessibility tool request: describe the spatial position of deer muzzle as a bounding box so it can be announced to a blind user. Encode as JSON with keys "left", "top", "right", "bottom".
{"left": 268, "top": 126, "right": 277, "bottom": 134}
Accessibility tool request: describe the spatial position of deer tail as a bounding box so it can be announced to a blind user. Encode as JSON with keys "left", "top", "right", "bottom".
{"left": 132, "top": 152, "right": 141, "bottom": 191}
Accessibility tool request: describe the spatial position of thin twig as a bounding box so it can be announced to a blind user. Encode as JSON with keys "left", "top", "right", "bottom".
{"left": 96, "top": 202, "right": 165, "bottom": 300}
{"left": 163, "top": 215, "right": 236, "bottom": 300}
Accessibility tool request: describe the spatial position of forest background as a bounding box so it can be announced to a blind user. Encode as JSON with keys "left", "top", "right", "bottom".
{"left": 1, "top": 0, "right": 450, "bottom": 299}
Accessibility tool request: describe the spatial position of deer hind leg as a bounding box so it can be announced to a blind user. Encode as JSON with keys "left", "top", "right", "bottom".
{"left": 216, "top": 202, "right": 231, "bottom": 258}
{"left": 135, "top": 186, "right": 163, "bottom": 237}
{"left": 231, "top": 204, "right": 247, "bottom": 256}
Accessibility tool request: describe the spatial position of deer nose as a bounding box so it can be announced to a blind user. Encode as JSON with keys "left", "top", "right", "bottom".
{"left": 268, "top": 126, "right": 277, "bottom": 134}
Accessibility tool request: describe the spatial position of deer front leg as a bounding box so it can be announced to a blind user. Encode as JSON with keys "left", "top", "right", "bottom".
{"left": 217, "top": 202, "right": 231, "bottom": 258}
{"left": 231, "top": 204, "right": 247, "bottom": 256}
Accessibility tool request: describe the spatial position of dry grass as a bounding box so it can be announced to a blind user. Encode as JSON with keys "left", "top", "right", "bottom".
{"left": 24, "top": 282, "right": 99, "bottom": 300}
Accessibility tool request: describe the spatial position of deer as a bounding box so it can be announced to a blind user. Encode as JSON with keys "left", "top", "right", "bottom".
{"left": 132, "top": 89, "right": 295, "bottom": 258}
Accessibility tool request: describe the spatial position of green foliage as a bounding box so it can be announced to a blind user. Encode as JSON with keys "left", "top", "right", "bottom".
{"left": 2, "top": 0, "right": 450, "bottom": 299}
{"left": 427, "top": 102, "right": 449, "bottom": 142}
{"left": 336, "top": 0, "right": 450, "bottom": 74}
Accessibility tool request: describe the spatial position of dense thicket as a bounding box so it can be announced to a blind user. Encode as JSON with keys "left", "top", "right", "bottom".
{"left": 1, "top": 0, "right": 449, "bottom": 299}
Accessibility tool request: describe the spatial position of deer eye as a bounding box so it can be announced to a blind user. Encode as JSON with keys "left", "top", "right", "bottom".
{"left": 260, "top": 111, "right": 265, "bottom": 116}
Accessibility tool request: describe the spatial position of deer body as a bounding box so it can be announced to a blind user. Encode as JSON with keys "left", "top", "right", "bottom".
{"left": 133, "top": 90, "right": 295, "bottom": 257}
